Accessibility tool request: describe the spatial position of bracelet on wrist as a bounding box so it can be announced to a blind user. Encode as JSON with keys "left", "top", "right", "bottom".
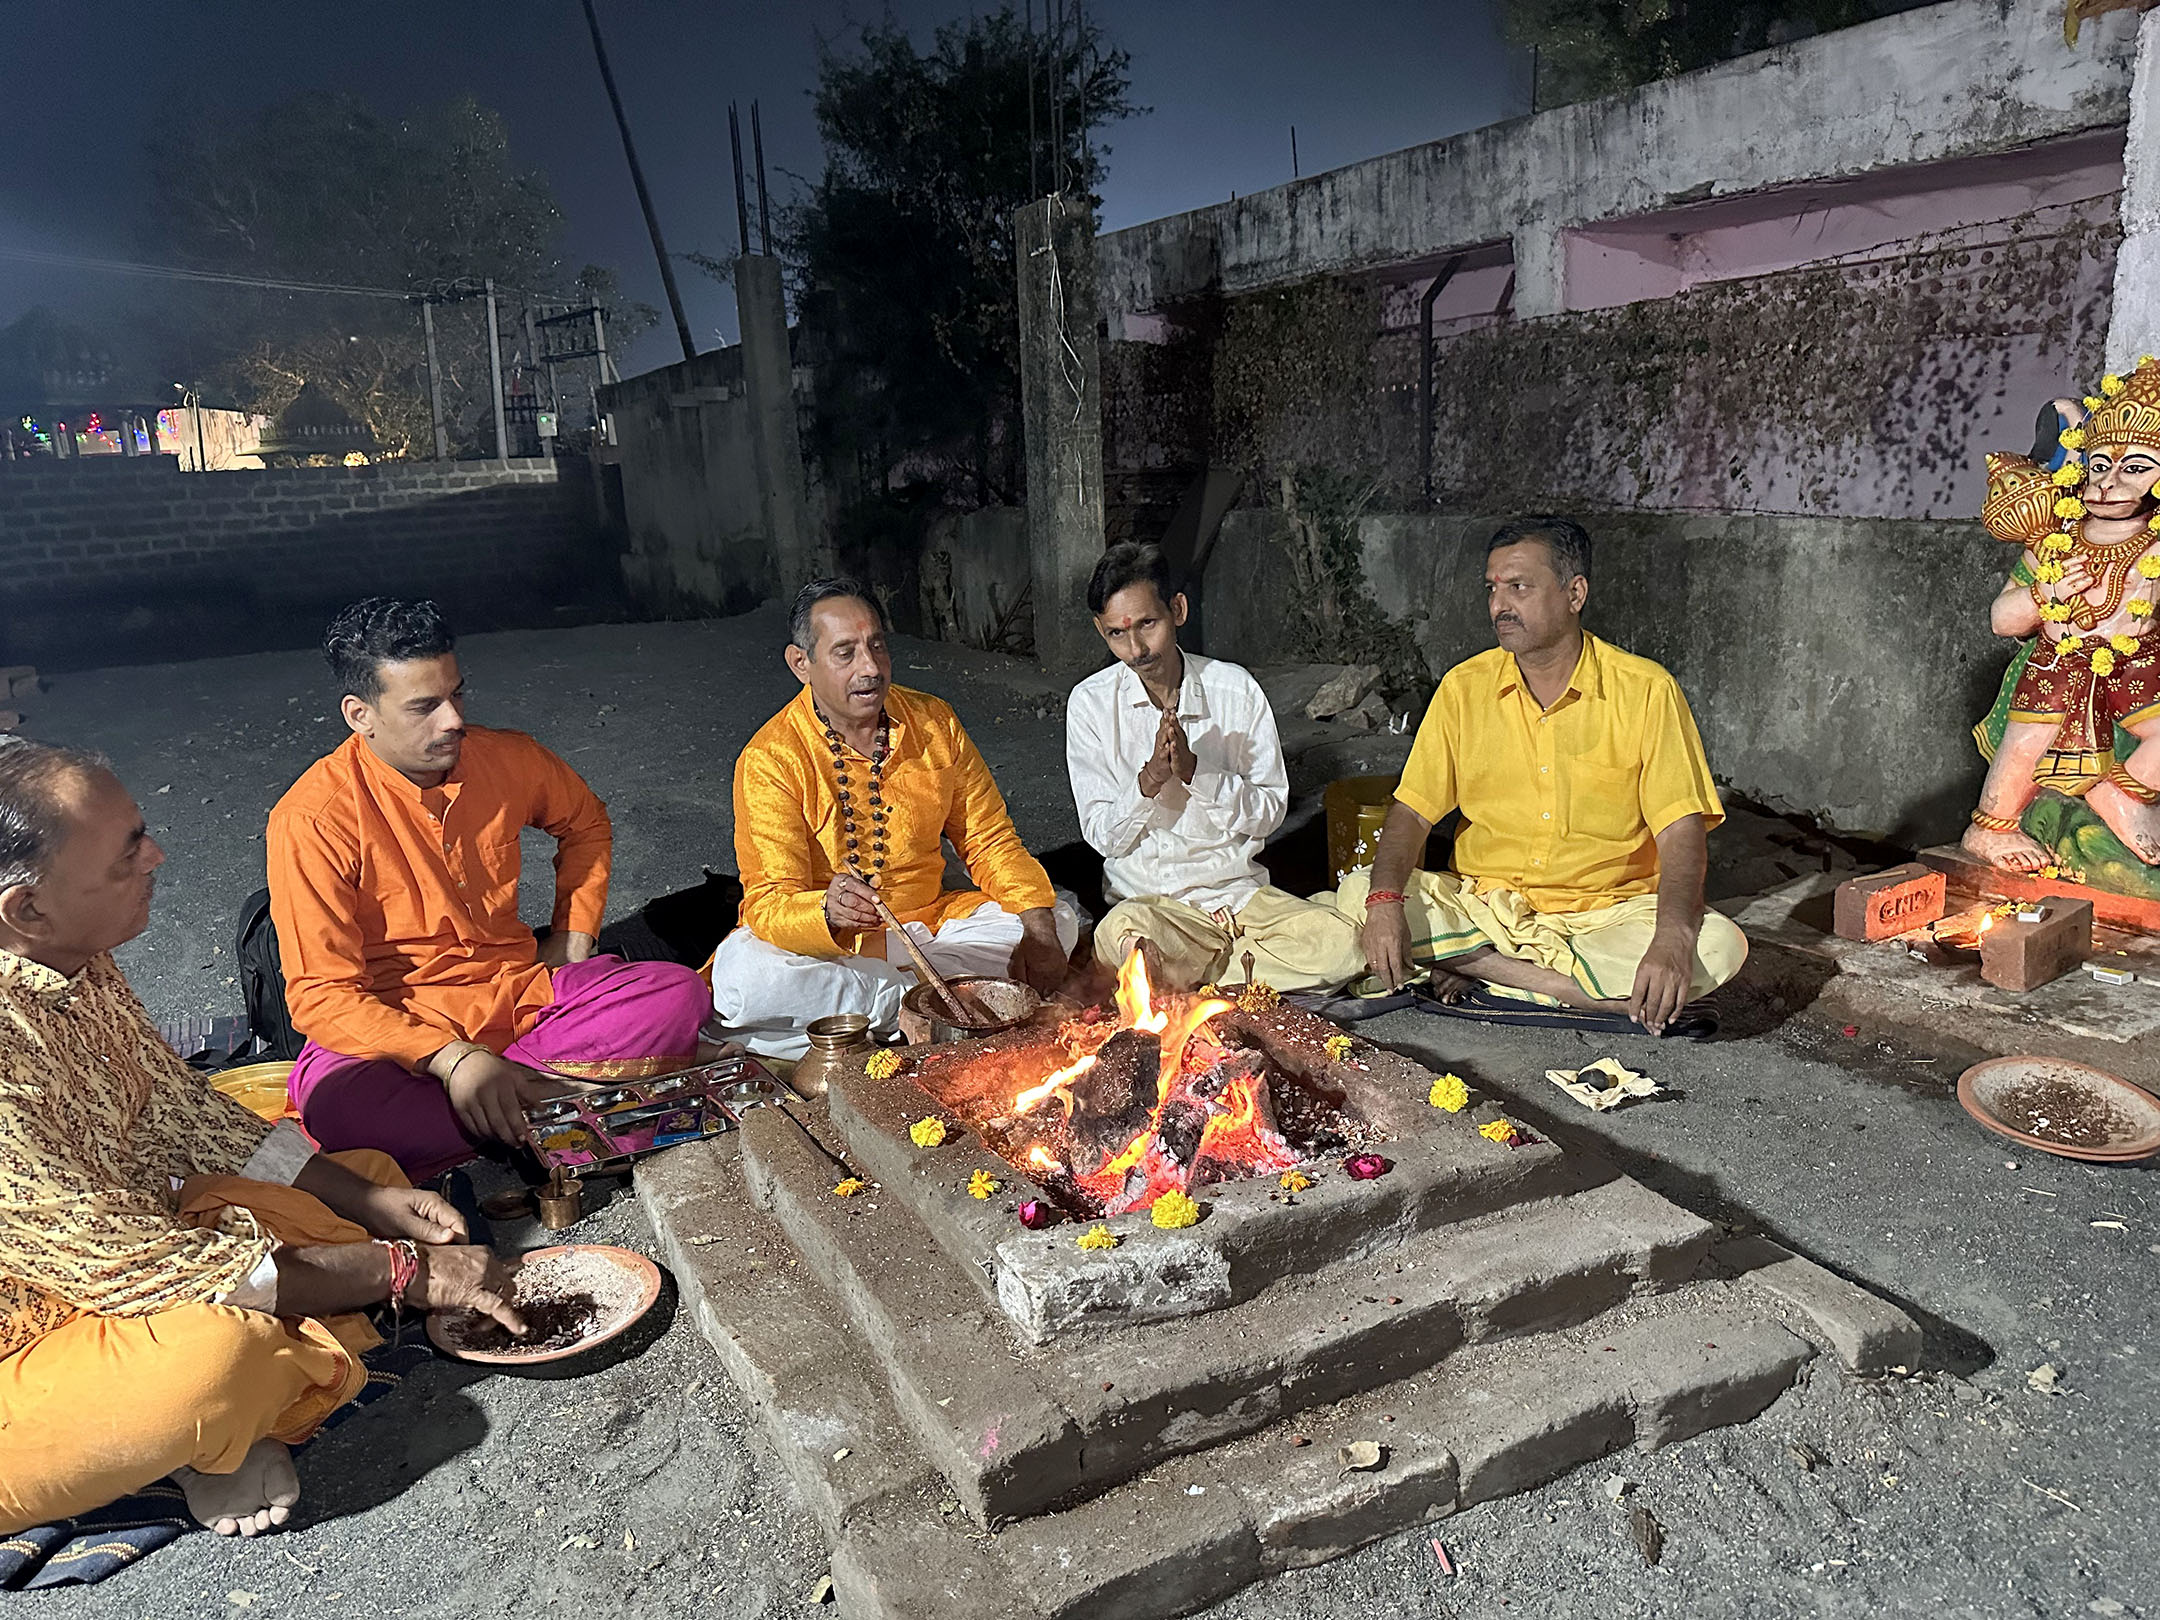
{"left": 1364, "top": 889, "right": 1407, "bottom": 908}
{"left": 379, "top": 1239, "right": 421, "bottom": 1313}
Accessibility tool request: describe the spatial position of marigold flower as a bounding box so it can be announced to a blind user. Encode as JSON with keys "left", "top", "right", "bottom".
{"left": 1151, "top": 1190, "right": 1201, "bottom": 1229}
{"left": 2056, "top": 496, "right": 2087, "bottom": 520}
{"left": 1279, "top": 1170, "right": 1314, "bottom": 1192}
{"left": 1428, "top": 1073, "right": 1470, "bottom": 1112}
{"left": 2039, "top": 864, "right": 2062, "bottom": 880}
{"left": 2113, "top": 634, "right": 2140, "bottom": 654}
{"left": 1324, "top": 1033, "right": 1355, "bottom": 1061}
{"left": 2143, "top": 554, "right": 2160, "bottom": 575}
{"left": 2093, "top": 647, "right": 2119, "bottom": 677}
{"left": 2044, "top": 532, "right": 2077, "bottom": 554}
{"left": 2059, "top": 428, "right": 2087, "bottom": 450}
{"left": 1076, "top": 1223, "right": 1119, "bottom": 1251}
{"left": 1238, "top": 981, "right": 1281, "bottom": 1012}
{"left": 2036, "top": 562, "right": 2067, "bottom": 584}
{"left": 2039, "top": 603, "right": 2072, "bottom": 622}
{"left": 864, "top": 1048, "right": 903, "bottom": 1081}
{"left": 2085, "top": 395, "right": 2104, "bottom": 410}
{"left": 833, "top": 1177, "right": 868, "bottom": 1197}
{"left": 968, "top": 1169, "right": 1000, "bottom": 1200}
{"left": 909, "top": 1116, "right": 948, "bottom": 1148}
{"left": 2053, "top": 462, "right": 2084, "bottom": 487}
{"left": 2133, "top": 599, "right": 2155, "bottom": 619}
{"left": 1478, "top": 1118, "right": 1522, "bottom": 1147}
{"left": 2103, "top": 373, "right": 2127, "bottom": 396}
{"left": 2059, "top": 636, "right": 2084, "bottom": 655}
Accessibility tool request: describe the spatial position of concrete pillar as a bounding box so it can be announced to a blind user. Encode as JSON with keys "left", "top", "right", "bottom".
{"left": 2108, "top": 10, "right": 2160, "bottom": 370}
{"left": 1509, "top": 220, "right": 1567, "bottom": 320}
{"left": 1016, "top": 194, "right": 1108, "bottom": 681}
{"left": 735, "top": 253, "right": 816, "bottom": 592}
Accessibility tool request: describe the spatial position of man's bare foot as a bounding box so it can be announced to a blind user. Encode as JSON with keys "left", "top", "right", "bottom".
{"left": 2087, "top": 781, "right": 2160, "bottom": 864}
{"left": 1422, "top": 963, "right": 1477, "bottom": 1003}
{"left": 173, "top": 1437, "right": 299, "bottom": 1538}
{"left": 1961, "top": 820, "right": 2052, "bottom": 873}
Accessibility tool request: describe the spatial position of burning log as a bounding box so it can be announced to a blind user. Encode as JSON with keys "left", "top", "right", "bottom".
{"left": 1066, "top": 1027, "right": 1161, "bottom": 1170}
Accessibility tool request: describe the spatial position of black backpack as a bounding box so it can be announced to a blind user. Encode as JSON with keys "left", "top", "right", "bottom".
{"left": 234, "top": 887, "right": 303, "bottom": 1061}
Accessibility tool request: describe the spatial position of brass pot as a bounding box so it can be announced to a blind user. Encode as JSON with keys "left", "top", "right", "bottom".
{"left": 795, "top": 1013, "right": 873, "bottom": 1099}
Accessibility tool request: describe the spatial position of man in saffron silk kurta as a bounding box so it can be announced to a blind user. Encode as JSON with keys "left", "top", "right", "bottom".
{"left": 711, "top": 580, "right": 1079, "bottom": 1057}
{"left": 0, "top": 740, "right": 523, "bottom": 1542}
{"left": 269, "top": 599, "right": 709, "bottom": 1180}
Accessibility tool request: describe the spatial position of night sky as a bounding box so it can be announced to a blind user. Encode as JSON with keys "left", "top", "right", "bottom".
{"left": 0, "top": 1, "right": 1527, "bottom": 370}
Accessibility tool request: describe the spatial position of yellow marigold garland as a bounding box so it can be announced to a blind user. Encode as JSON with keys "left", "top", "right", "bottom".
{"left": 2112, "top": 633, "right": 2139, "bottom": 654}
{"left": 2133, "top": 599, "right": 2155, "bottom": 619}
{"left": 2094, "top": 647, "right": 2119, "bottom": 677}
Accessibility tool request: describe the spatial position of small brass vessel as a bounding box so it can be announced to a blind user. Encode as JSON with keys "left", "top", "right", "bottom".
{"left": 795, "top": 1013, "right": 873, "bottom": 1099}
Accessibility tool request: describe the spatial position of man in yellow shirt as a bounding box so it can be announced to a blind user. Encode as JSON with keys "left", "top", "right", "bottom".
{"left": 1342, "top": 517, "right": 1746, "bottom": 1033}
{"left": 710, "top": 580, "right": 1079, "bottom": 1056}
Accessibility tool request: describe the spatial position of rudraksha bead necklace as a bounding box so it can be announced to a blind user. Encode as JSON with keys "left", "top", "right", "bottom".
{"left": 821, "top": 710, "right": 890, "bottom": 886}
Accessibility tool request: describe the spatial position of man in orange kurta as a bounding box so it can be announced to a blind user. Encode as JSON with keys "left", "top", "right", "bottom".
{"left": 710, "top": 580, "right": 1078, "bottom": 1056}
{"left": 0, "top": 739, "right": 522, "bottom": 1542}
{"left": 270, "top": 599, "right": 709, "bottom": 1180}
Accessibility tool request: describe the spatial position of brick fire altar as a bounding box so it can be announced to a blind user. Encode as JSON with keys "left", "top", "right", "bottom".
{"left": 638, "top": 976, "right": 1919, "bottom": 1619}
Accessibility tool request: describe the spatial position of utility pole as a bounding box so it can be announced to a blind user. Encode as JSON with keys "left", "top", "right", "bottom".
{"left": 729, "top": 102, "right": 752, "bottom": 256}
{"left": 581, "top": 0, "right": 697, "bottom": 361}
{"left": 751, "top": 101, "right": 773, "bottom": 256}
{"left": 421, "top": 300, "right": 448, "bottom": 458}
{"left": 485, "top": 279, "right": 509, "bottom": 464}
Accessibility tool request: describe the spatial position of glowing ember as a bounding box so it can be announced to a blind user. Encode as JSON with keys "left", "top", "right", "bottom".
{"left": 1015, "top": 1053, "right": 1097, "bottom": 1115}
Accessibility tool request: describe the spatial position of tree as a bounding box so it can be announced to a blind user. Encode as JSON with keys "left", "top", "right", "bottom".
{"left": 141, "top": 93, "right": 650, "bottom": 456}
{"left": 782, "top": 7, "right": 1137, "bottom": 506}
{"left": 1504, "top": 0, "right": 1919, "bottom": 109}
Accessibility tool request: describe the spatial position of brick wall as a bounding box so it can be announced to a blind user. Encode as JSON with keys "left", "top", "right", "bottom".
{"left": 0, "top": 455, "right": 616, "bottom": 667}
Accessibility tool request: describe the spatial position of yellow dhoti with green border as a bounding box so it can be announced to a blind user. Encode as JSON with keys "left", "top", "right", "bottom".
{"left": 1094, "top": 886, "right": 1367, "bottom": 992}
{"left": 1332, "top": 868, "right": 1747, "bottom": 1002}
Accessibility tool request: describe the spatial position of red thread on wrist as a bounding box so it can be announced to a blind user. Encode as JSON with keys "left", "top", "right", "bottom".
{"left": 1364, "top": 890, "right": 1407, "bottom": 907}
{"left": 382, "top": 1240, "right": 420, "bottom": 1312}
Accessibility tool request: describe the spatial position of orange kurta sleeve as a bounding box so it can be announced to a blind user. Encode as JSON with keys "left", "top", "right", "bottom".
{"left": 268, "top": 802, "right": 457, "bottom": 1072}
{"left": 512, "top": 735, "right": 612, "bottom": 936}
{"left": 734, "top": 732, "right": 845, "bottom": 959}
{"left": 941, "top": 713, "right": 1055, "bottom": 915}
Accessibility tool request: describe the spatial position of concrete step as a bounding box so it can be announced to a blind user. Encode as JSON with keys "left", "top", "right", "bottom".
{"left": 734, "top": 1102, "right": 1719, "bottom": 1524}
{"left": 641, "top": 1140, "right": 1812, "bottom": 1620}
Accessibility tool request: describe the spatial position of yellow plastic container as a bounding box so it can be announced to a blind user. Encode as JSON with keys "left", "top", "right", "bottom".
{"left": 1324, "top": 775, "right": 1400, "bottom": 886}
{"left": 211, "top": 1060, "right": 296, "bottom": 1123}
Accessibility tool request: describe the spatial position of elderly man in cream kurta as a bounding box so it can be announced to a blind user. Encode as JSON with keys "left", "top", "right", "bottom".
{"left": 1067, "top": 543, "right": 1365, "bottom": 992}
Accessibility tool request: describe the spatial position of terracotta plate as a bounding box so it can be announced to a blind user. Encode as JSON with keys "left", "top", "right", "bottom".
{"left": 1956, "top": 1056, "right": 2160, "bottom": 1164}
{"left": 425, "top": 1243, "right": 663, "bottom": 1366}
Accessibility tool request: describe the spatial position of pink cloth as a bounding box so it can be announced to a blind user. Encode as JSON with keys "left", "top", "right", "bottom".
{"left": 291, "top": 955, "right": 709, "bottom": 1181}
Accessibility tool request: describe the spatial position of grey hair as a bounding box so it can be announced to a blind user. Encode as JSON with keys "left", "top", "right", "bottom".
{"left": 1487, "top": 515, "right": 1593, "bottom": 583}
{"left": 0, "top": 738, "right": 108, "bottom": 891}
{"left": 789, "top": 577, "right": 887, "bottom": 656}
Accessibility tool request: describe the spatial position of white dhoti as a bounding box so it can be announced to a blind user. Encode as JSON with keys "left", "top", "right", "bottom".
{"left": 709, "top": 897, "right": 1083, "bottom": 1058}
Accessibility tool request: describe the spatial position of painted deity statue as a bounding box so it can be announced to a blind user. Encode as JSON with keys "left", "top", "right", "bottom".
{"left": 1966, "top": 355, "right": 2160, "bottom": 877}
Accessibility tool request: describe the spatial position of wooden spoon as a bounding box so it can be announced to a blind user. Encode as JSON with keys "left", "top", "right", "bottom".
{"left": 857, "top": 879, "right": 996, "bottom": 1027}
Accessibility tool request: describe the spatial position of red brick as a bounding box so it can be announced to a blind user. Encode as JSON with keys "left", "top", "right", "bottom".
{"left": 1833, "top": 863, "right": 1946, "bottom": 942}
{"left": 1979, "top": 898, "right": 2093, "bottom": 992}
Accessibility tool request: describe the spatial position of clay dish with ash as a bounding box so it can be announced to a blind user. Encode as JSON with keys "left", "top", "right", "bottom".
{"left": 1957, "top": 1056, "right": 2160, "bottom": 1163}
{"left": 427, "top": 1244, "right": 662, "bottom": 1366}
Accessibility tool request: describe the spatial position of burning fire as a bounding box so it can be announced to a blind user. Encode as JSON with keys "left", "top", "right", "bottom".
{"left": 1003, "top": 950, "right": 1298, "bottom": 1215}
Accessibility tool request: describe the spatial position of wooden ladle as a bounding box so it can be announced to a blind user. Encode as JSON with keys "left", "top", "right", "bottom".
{"left": 857, "top": 878, "right": 997, "bottom": 1027}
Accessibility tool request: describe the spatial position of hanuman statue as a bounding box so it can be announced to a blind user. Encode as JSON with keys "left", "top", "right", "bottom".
{"left": 1966, "top": 355, "right": 2160, "bottom": 873}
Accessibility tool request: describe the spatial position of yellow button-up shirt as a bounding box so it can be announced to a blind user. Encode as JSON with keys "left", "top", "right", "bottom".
{"left": 1395, "top": 634, "right": 1722, "bottom": 914}
{"left": 734, "top": 685, "right": 1056, "bottom": 958}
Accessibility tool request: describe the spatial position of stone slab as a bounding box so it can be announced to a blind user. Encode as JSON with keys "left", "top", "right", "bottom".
{"left": 1919, "top": 842, "right": 2160, "bottom": 934}
{"left": 1715, "top": 1234, "right": 1925, "bottom": 1375}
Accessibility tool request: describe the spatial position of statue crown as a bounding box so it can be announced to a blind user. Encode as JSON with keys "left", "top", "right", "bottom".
{"left": 2084, "top": 355, "right": 2160, "bottom": 454}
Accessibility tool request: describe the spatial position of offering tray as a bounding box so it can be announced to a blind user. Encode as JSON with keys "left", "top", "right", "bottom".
{"left": 522, "top": 1055, "right": 789, "bottom": 1174}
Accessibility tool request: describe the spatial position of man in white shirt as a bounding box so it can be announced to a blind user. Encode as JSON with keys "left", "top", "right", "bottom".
{"left": 1066, "top": 544, "right": 1365, "bottom": 992}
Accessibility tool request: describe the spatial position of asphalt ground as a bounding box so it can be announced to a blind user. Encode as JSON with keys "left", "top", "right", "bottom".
{"left": 8, "top": 609, "right": 2155, "bottom": 1619}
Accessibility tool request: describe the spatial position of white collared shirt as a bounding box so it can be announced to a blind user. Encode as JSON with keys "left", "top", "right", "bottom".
{"left": 1065, "top": 652, "right": 1287, "bottom": 913}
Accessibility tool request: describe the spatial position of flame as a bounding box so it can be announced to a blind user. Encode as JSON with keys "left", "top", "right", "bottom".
{"left": 1116, "top": 947, "right": 1169, "bottom": 1034}
{"left": 1014, "top": 1053, "right": 1096, "bottom": 1114}
{"left": 1027, "top": 1145, "right": 1062, "bottom": 1174}
{"left": 1978, "top": 911, "right": 1995, "bottom": 935}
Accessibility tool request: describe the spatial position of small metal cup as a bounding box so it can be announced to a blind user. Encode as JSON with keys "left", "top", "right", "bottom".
{"left": 535, "top": 1175, "right": 584, "bottom": 1230}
